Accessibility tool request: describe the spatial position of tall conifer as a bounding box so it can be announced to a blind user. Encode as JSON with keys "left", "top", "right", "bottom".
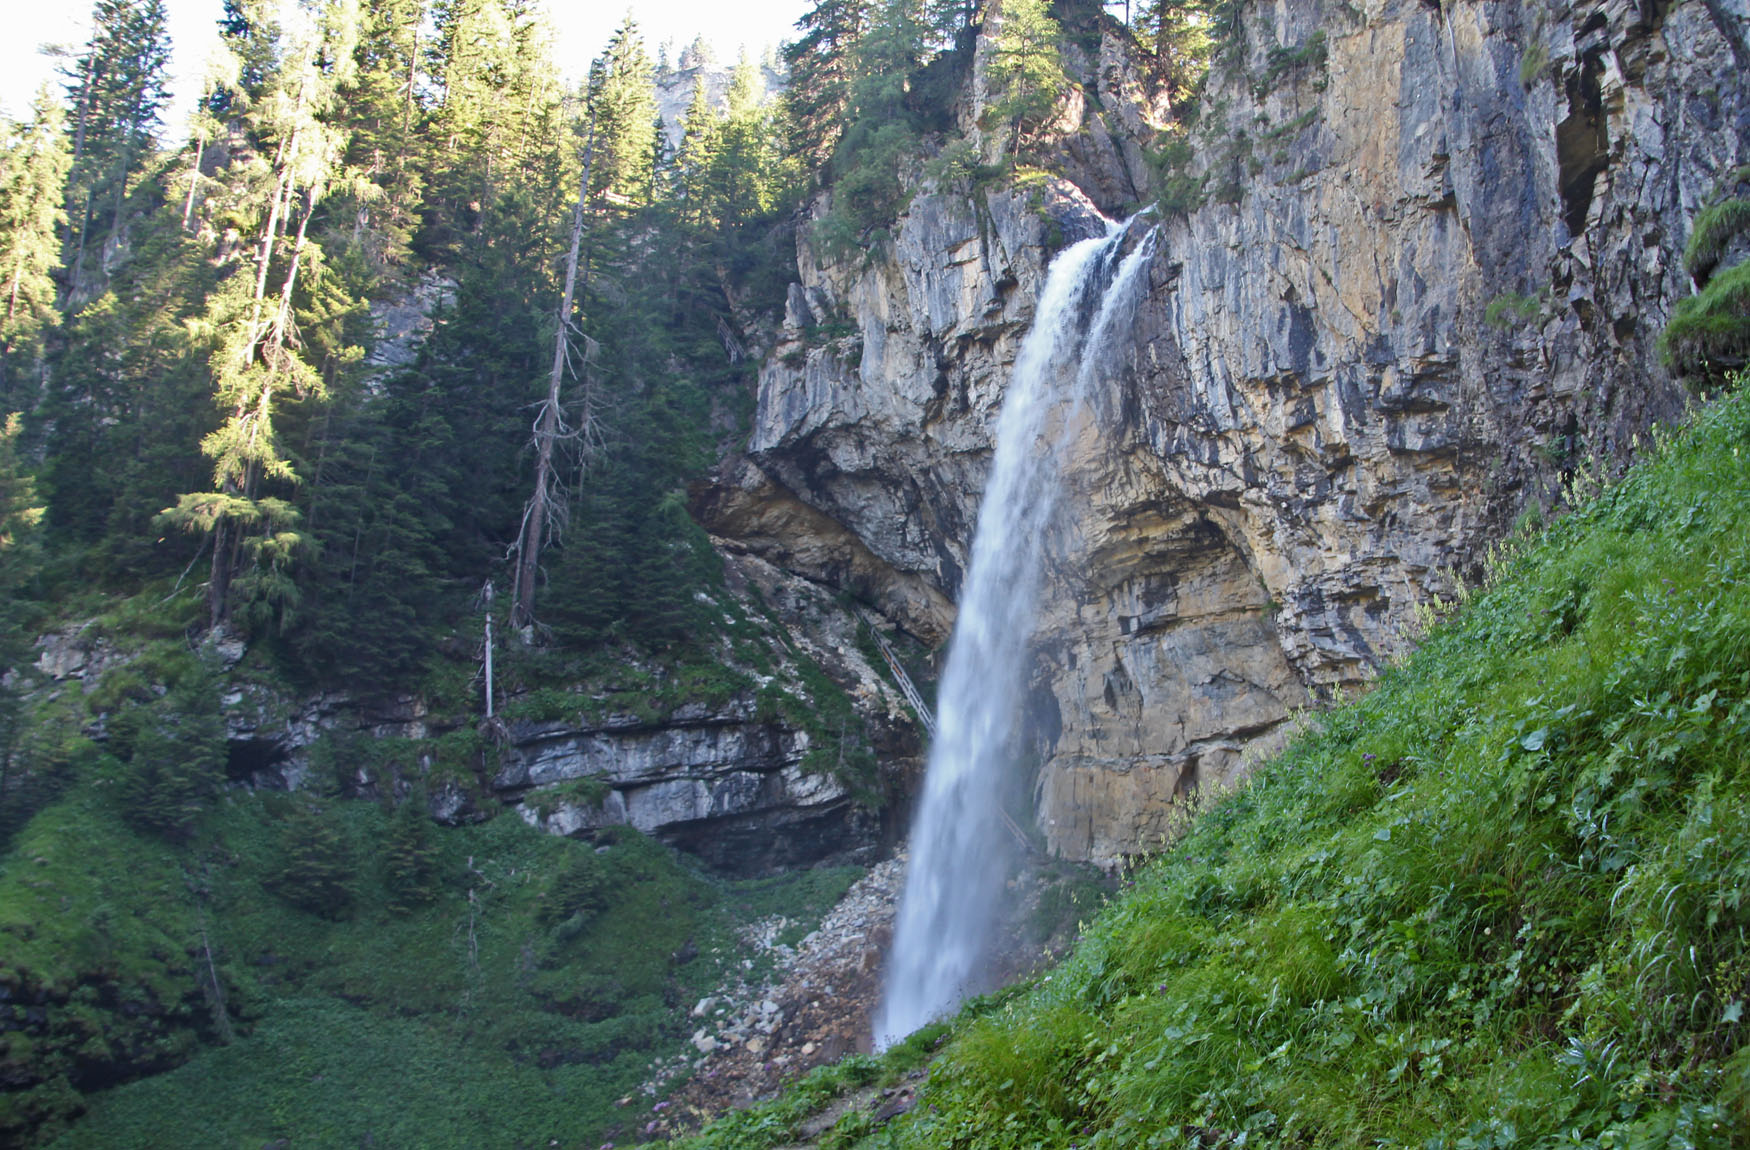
{"left": 61, "top": 0, "right": 173, "bottom": 303}
{"left": 0, "top": 90, "right": 72, "bottom": 402}
{"left": 161, "top": 0, "right": 364, "bottom": 631}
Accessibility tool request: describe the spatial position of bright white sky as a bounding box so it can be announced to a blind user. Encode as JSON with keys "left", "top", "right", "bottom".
{"left": 0, "top": 0, "right": 813, "bottom": 131}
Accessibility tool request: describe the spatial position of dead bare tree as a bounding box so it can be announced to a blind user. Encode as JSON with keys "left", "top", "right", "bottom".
{"left": 511, "top": 120, "right": 600, "bottom": 630}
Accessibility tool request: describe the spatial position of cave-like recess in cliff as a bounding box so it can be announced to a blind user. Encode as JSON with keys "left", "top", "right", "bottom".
{"left": 1556, "top": 48, "right": 1611, "bottom": 237}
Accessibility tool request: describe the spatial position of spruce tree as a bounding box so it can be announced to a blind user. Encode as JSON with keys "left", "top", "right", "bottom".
{"left": 784, "top": 0, "right": 877, "bottom": 170}
{"left": 0, "top": 414, "right": 44, "bottom": 661}
{"left": 986, "top": 0, "right": 1066, "bottom": 158}
{"left": 61, "top": 0, "right": 173, "bottom": 304}
{"left": 274, "top": 799, "right": 357, "bottom": 917}
{"left": 384, "top": 790, "right": 441, "bottom": 911}
{"left": 337, "top": 0, "right": 432, "bottom": 270}
{"left": 587, "top": 17, "right": 658, "bottom": 208}
{"left": 112, "top": 658, "right": 227, "bottom": 841}
{"left": 160, "top": 0, "right": 364, "bottom": 632}
{"left": 0, "top": 90, "right": 72, "bottom": 404}
{"left": 1139, "top": 0, "right": 1215, "bottom": 110}
{"left": 674, "top": 78, "right": 721, "bottom": 228}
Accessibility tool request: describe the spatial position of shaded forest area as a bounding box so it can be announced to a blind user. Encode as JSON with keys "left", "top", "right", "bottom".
{"left": 0, "top": 0, "right": 1226, "bottom": 691}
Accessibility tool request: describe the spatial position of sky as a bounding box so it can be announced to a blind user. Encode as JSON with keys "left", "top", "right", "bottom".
{"left": 1, "top": 0, "right": 814, "bottom": 131}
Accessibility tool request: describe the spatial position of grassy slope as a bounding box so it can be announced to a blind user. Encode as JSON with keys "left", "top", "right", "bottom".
{"left": 673, "top": 391, "right": 1750, "bottom": 1148}
{"left": 0, "top": 769, "right": 860, "bottom": 1147}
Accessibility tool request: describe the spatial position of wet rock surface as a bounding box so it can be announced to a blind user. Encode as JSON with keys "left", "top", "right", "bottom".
{"left": 639, "top": 852, "right": 1103, "bottom": 1137}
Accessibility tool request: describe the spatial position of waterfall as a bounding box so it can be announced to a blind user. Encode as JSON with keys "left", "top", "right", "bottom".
{"left": 875, "top": 215, "right": 1157, "bottom": 1047}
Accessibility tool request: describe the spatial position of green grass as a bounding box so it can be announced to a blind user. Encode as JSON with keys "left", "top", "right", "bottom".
{"left": 0, "top": 765, "right": 866, "bottom": 1147}
{"left": 679, "top": 384, "right": 1750, "bottom": 1148}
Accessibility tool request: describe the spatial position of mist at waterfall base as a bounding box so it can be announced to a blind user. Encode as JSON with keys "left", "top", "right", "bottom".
{"left": 874, "top": 216, "right": 1157, "bottom": 1049}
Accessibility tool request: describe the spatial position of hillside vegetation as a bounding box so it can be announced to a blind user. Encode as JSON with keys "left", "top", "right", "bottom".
{"left": 671, "top": 382, "right": 1750, "bottom": 1148}
{"left": 0, "top": 764, "right": 862, "bottom": 1145}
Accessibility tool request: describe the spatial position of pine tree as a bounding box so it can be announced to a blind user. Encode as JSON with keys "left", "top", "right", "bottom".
{"left": 0, "top": 414, "right": 43, "bottom": 837}
{"left": 784, "top": 0, "right": 876, "bottom": 170}
{"left": 674, "top": 78, "right": 721, "bottom": 228}
{"left": 0, "top": 89, "right": 71, "bottom": 403}
{"left": 0, "top": 414, "right": 44, "bottom": 661}
{"left": 587, "top": 17, "right": 658, "bottom": 208}
{"left": 1139, "top": 0, "right": 1216, "bottom": 110}
{"left": 815, "top": 0, "right": 933, "bottom": 250}
{"left": 384, "top": 789, "right": 441, "bottom": 911}
{"left": 39, "top": 204, "right": 218, "bottom": 568}
{"left": 710, "top": 55, "right": 783, "bottom": 227}
{"left": 985, "top": 0, "right": 1066, "bottom": 158}
{"left": 425, "top": 0, "right": 566, "bottom": 252}
{"left": 337, "top": 0, "right": 431, "bottom": 270}
{"left": 274, "top": 799, "right": 357, "bottom": 917}
{"left": 61, "top": 0, "right": 173, "bottom": 304}
{"left": 113, "top": 666, "right": 227, "bottom": 841}
{"left": 159, "top": 0, "right": 364, "bottom": 631}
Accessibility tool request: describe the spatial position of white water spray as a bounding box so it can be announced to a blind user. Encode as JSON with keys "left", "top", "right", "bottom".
{"left": 875, "top": 216, "right": 1157, "bottom": 1047}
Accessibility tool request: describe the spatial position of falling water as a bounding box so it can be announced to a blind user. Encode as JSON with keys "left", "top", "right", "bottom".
{"left": 875, "top": 215, "right": 1157, "bottom": 1047}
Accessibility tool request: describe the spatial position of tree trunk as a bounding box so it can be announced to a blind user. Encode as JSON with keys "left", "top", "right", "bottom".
{"left": 182, "top": 134, "right": 205, "bottom": 232}
{"left": 208, "top": 516, "right": 233, "bottom": 629}
{"left": 511, "top": 123, "right": 595, "bottom": 630}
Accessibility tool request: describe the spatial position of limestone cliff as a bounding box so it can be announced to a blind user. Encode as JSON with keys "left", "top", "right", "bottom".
{"left": 703, "top": 0, "right": 1749, "bottom": 864}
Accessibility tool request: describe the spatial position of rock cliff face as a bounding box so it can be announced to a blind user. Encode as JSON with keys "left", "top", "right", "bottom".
{"left": 500, "top": 550, "right": 923, "bottom": 874}
{"left": 707, "top": 0, "right": 1749, "bottom": 863}
{"left": 25, "top": 550, "right": 922, "bottom": 876}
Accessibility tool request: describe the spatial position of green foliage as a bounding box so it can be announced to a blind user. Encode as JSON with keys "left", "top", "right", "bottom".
{"left": 1138, "top": 0, "right": 1219, "bottom": 112}
{"left": 270, "top": 798, "right": 359, "bottom": 918}
{"left": 1255, "top": 29, "right": 1329, "bottom": 97}
{"left": 59, "top": 0, "right": 173, "bottom": 305}
{"left": 985, "top": 0, "right": 1068, "bottom": 159}
{"left": 381, "top": 788, "right": 440, "bottom": 911}
{"left": 37, "top": 202, "right": 219, "bottom": 580}
{"left": 0, "top": 792, "right": 206, "bottom": 1144}
{"left": 785, "top": 0, "right": 878, "bottom": 171}
{"left": 0, "top": 89, "right": 71, "bottom": 395}
{"left": 0, "top": 414, "right": 44, "bottom": 655}
{"left": 1519, "top": 39, "right": 1550, "bottom": 88}
{"left": 1663, "top": 264, "right": 1750, "bottom": 388}
{"left": 588, "top": 16, "right": 660, "bottom": 206}
{"left": 815, "top": 0, "right": 934, "bottom": 256}
{"left": 104, "top": 650, "right": 227, "bottom": 841}
{"left": 3, "top": 779, "right": 853, "bottom": 1146}
{"left": 1684, "top": 198, "right": 1750, "bottom": 283}
{"left": 1148, "top": 134, "right": 1204, "bottom": 216}
{"left": 1664, "top": 171, "right": 1750, "bottom": 388}
{"left": 1484, "top": 289, "right": 1546, "bottom": 330}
